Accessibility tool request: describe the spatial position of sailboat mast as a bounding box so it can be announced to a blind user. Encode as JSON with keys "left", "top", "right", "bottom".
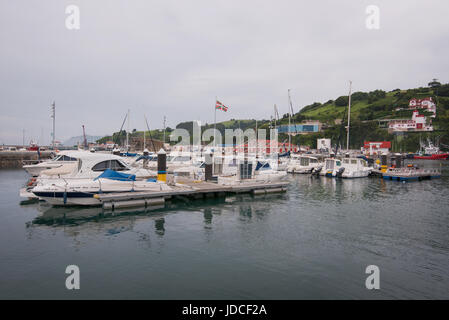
{"left": 51, "top": 101, "right": 56, "bottom": 149}
{"left": 274, "top": 104, "right": 277, "bottom": 130}
{"left": 163, "top": 115, "right": 166, "bottom": 145}
{"left": 126, "top": 109, "right": 130, "bottom": 151}
{"left": 288, "top": 89, "right": 295, "bottom": 152}
{"left": 143, "top": 119, "right": 146, "bottom": 150}
{"left": 256, "top": 120, "right": 258, "bottom": 159}
{"left": 346, "top": 81, "right": 352, "bottom": 151}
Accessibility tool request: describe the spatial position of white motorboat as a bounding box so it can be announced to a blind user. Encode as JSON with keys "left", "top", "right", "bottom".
{"left": 145, "top": 152, "right": 199, "bottom": 172}
{"left": 36, "top": 151, "right": 156, "bottom": 181}
{"left": 23, "top": 151, "right": 78, "bottom": 176}
{"left": 217, "top": 160, "right": 288, "bottom": 185}
{"left": 287, "top": 155, "right": 322, "bottom": 174}
{"left": 32, "top": 169, "right": 172, "bottom": 206}
{"left": 340, "top": 157, "right": 372, "bottom": 178}
{"left": 320, "top": 158, "right": 344, "bottom": 177}
{"left": 320, "top": 157, "right": 372, "bottom": 178}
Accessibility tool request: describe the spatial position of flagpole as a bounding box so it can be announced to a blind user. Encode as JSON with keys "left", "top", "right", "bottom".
{"left": 214, "top": 97, "right": 217, "bottom": 149}
{"left": 288, "top": 90, "right": 291, "bottom": 153}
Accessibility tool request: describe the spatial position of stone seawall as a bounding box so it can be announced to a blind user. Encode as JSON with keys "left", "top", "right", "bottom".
{"left": 0, "top": 151, "right": 53, "bottom": 169}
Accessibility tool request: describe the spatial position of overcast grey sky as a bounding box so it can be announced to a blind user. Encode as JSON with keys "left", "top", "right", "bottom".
{"left": 1, "top": 0, "right": 448, "bottom": 145}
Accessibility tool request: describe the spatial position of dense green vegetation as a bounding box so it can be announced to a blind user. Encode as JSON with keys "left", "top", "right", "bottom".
{"left": 97, "top": 127, "right": 174, "bottom": 145}
{"left": 282, "top": 82, "right": 449, "bottom": 151}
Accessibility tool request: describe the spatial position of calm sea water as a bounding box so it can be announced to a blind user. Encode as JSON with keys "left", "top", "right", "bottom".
{"left": 0, "top": 162, "right": 448, "bottom": 299}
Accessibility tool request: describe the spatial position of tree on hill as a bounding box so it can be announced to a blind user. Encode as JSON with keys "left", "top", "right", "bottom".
{"left": 335, "top": 96, "right": 349, "bottom": 106}
{"left": 351, "top": 91, "right": 369, "bottom": 101}
{"left": 436, "top": 84, "right": 449, "bottom": 97}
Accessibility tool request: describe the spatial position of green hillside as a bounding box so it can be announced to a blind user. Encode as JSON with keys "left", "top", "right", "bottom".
{"left": 277, "top": 82, "right": 449, "bottom": 151}
{"left": 98, "top": 82, "right": 449, "bottom": 152}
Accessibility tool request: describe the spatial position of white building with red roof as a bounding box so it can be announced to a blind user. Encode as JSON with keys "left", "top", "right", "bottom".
{"left": 362, "top": 141, "right": 391, "bottom": 156}
{"left": 408, "top": 97, "right": 436, "bottom": 117}
{"left": 388, "top": 110, "right": 433, "bottom": 132}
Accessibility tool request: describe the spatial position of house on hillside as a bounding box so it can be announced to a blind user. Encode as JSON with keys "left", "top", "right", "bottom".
{"left": 408, "top": 97, "right": 436, "bottom": 117}
{"left": 388, "top": 110, "right": 433, "bottom": 133}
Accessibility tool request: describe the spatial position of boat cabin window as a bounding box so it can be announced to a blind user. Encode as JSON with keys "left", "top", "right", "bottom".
{"left": 343, "top": 159, "right": 349, "bottom": 164}
{"left": 351, "top": 159, "right": 357, "bottom": 164}
{"left": 300, "top": 158, "right": 310, "bottom": 166}
{"left": 92, "top": 160, "right": 128, "bottom": 171}
{"left": 57, "top": 155, "right": 77, "bottom": 161}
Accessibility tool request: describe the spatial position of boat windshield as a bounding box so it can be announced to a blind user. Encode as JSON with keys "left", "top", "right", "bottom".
{"left": 92, "top": 159, "right": 128, "bottom": 172}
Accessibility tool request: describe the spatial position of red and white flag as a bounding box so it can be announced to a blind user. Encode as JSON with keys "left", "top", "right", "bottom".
{"left": 215, "top": 100, "right": 228, "bottom": 112}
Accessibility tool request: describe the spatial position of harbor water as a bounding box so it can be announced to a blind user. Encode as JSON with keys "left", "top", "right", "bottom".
{"left": 0, "top": 163, "right": 448, "bottom": 299}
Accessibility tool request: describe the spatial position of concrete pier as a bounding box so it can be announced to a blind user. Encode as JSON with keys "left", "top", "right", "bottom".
{"left": 0, "top": 151, "right": 52, "bottom": 169}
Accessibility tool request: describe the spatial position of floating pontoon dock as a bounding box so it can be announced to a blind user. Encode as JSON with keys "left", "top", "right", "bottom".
{"left": 381, "top": 168, "right": 441, "bottom": 181}
{"left": 95, "top": 179, "right": 289, "bottom": 210}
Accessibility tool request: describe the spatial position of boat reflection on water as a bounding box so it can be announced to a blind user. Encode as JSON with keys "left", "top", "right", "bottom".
{"left": 30, "top": 202, "right": 164, "bottom": 226}
{"left": 22, "top": 190, "right": 287, "bottom": 241}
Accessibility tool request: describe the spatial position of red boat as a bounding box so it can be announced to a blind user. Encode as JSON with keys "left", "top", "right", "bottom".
{"left": 414, "top": 153, "right": 449, "bottom": 160}
{"left": 26, "top": 142, "right": 39, "bottom": 151}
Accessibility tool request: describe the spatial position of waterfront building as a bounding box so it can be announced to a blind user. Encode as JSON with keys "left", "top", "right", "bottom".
{"left": 277, "top": 120, "right": 322, "bottom": 135}
{"left": 362, "top": 141, "right": 391, "bottom": 156}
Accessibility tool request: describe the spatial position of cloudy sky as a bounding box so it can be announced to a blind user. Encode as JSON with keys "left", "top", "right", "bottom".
{"left": 1, "top": 0, "right": 448, "bottom": 144}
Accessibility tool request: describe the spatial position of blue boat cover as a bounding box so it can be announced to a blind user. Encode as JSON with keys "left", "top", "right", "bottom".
{"left": 135, "top": 155, "right": 157, "bottom": 162}
{"left": 94, "top": 169, "right": 136, "bottom": 181}
{"left": 279, "top": 151, "right": 291, "bottom": 157}
{"left": 120, "top": 152, "right": 138, "bottom": 157}
{"left": 255, "top": 161, "right": 271, "bottom": 171}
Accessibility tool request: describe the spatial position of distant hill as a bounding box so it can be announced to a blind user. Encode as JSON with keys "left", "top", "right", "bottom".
{"left": 62, "top": 135, "right": 103, "bottom": 146}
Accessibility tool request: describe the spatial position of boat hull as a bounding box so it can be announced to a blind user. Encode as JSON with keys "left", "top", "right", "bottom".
{"left": 413, "top": 153, "right": 449, "bottom": 160}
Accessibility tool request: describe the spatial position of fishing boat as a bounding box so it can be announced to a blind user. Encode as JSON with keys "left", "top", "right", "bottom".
{"left": 320, "top": 158, "right": 344, "bottom": 177}
{"left": 340, "top": 157, "right": 372, "bottom": 178}
{"left": 320, "top": 156, "right": 372, "bottom": 178}
{"left": 413, "top": 139, "right": 449, "bottom": 160}
{"left": 287, "top": 155, "right": 322, "bottom": 174}
{"left": 413, "top": 154, "right": 449, "bottom": 160}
